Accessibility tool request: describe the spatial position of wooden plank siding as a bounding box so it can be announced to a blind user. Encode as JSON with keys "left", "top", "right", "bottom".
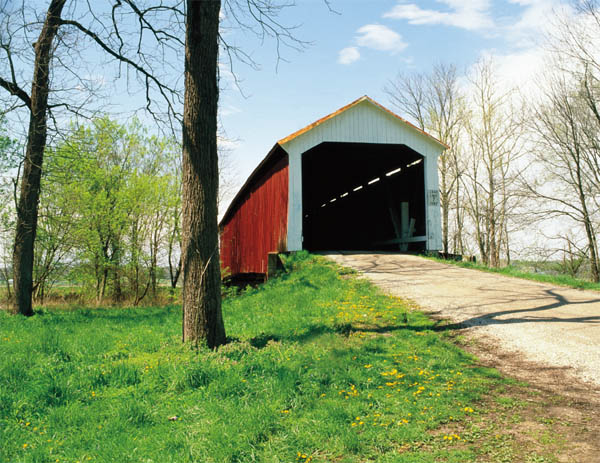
{"left": 220, "top": 154, "right": 289, "bottom": 276}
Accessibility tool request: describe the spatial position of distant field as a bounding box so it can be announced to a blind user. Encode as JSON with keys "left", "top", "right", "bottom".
{"left": 0, "top": 253, "right": 574, "bottom": 462}
{"left": 0, "top": 283, "right": 181, "bottom": 310}
{"left": 430, "top": 256, "right": 600, "bottom": 292}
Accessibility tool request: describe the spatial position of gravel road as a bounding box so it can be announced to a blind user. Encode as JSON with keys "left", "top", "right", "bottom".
{"left": 323, "top": 252, "right": 600, "bottom": 390}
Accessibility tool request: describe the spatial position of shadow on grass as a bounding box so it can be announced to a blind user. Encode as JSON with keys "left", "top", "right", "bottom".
{"left": 249, "top": 333, "right": 281, "bottom": 348}
{"left": 232, "top": 319, "right": 462, "bottom": 350}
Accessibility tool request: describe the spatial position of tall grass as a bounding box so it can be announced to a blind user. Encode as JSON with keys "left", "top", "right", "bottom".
{"left": 0, "top": 253, "right": 515, "bottom": 462}
{"left": 0, "top": 285, "right": 183, "bottom": 311}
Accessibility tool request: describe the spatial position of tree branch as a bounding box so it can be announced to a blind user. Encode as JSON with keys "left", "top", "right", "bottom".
{"left": 0, "top": 75, "right": 30, "bottom": 108}
{"left": 59, "top": 18, "right": 180, "bottom": 123}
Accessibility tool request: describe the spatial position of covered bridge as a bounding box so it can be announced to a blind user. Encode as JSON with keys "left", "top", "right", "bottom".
{"left": 220, "top": 96, "right": 446, "bottom": 277}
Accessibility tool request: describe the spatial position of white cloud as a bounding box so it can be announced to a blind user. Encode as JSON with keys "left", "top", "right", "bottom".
{"left": 338, "top": 46, "right": 361, "bottom": 65}
{"left": 383, "top": 0, "right": 569, "bottom": 47}
{"left": 506, "top": 0, "right": 566, "bottom": 47}
{"left": 355, "top": 24, "right": 408, "bottom": 53}
{"left": 383, "top": 0, "right": 494, "bottom": 31}
{"left": 466, "top": 1, "right": 600, "bottom": 103}
{"left": 478, "top": 48, "right": 548, "bottom": 97}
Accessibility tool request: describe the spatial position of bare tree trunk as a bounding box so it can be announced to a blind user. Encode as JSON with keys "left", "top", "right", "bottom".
{"left": 168, "top": 253, "right": 181, "bottom": 294}
{"left": 37, "top": 283, "right": 45, "bottom": 306}
{"left": 168, "top": 206, "right": 181, "bottom": 294}
{"left": 2, "top": 268, "right": 11, "bottom": 300}
{"left": 439, "top": 156, "right": 449, "bottom": 254}
{"left": 150, "top": 227, "right": 159, "bottom": 298}
{"left": 454, "top": 172, "right": 464, "bottom": 254}
{"left": 181, "top": 0, "right": 226, "bottom": 348}
{"left": 112, "top": 243, "right": 122, "bottom": 303}
{"left": 488, "top": 216, "right": 498, "bottom": 267}
{"left": 168, "top": 201, "right": 182, "bottom": 295}
{"left": 486, "top": 142, "right": 498, "bottom": 268}
{"left": 11, "top": 0, "right": 66, "bottom": 316}
{"left": 134, "top": 279, "right": 151, "bottom": 306}
{"left": 98, "top": 268, "right": 108, "bottom": 305}
{"left": 150, "top": 254, "right": 157, "bottom": 298}
{"left": 504, "top": 221, "right": 511, "bottom": 266}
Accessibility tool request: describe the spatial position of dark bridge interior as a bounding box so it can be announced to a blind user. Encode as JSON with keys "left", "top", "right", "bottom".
{"left": 302, "top": 142, "right": 426, "bottom": 251}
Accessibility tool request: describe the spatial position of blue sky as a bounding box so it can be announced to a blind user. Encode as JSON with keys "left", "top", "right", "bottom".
{"left": 219, "top": 0, "right": 566, "bottom": 194}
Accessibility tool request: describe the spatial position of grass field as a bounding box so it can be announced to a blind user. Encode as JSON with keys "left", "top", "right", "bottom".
{"left": 429, "top": 256, "right": 600, "bottom": 292}
{"left": 0, "top": 253, "right": 571, "bottom": 462}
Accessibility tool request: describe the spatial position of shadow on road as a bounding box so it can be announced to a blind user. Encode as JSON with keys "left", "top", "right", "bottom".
{"left": 448, "top": 288, "right": 600, "bottom": 329}
{"left": 322, "top": 252, "right": 600, "bottom": 330}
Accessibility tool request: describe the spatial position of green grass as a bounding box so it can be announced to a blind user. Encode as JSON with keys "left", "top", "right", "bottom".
{"left": 428, "top": 256, "right": 600, "bottom": 292}
{"left": 0, "top": 253, "right": 563, "bottom": 462}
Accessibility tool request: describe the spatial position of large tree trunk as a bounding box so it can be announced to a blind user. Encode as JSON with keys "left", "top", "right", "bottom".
{"left": 11, "top": 0, "right": 66, "bottom": 316}
{"left": 181, "top": 0, "right": 226, "bottom": 348}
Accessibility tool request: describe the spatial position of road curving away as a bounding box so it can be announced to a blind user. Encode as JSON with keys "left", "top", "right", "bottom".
{"left": 322, "top": 252, "right": 600, "bottom": 390}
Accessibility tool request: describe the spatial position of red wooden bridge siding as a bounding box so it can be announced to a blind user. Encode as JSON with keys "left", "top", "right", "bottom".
{"left": 220, "top": 154, "right": 289, "bottom": 275}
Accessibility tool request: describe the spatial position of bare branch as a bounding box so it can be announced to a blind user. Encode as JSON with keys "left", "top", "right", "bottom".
{"left": 59, "top": 18, "right": 181, "bottom": 123}
{"left": 0, "top": 75, "right": 30, "bottom": 108}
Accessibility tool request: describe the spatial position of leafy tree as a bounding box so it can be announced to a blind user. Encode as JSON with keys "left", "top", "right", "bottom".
{"left": 1, "top": 0, "right": 318, "bottom": 349}
{"left": 0, "top": 0, "right": 183, "bottom": 315}
{"left": 41, "top": 117, "right": 180, "bottom": 304}
{"left": 48, "top": 119, "right": 132, "bottom": 302}
{"left": 0, "top": 116, "right": 19, "bottom": 300}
